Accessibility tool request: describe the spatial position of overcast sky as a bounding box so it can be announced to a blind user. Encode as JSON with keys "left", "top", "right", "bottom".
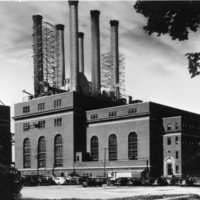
{"left": 1, "top": 1, "right": 200, "bottom": 131}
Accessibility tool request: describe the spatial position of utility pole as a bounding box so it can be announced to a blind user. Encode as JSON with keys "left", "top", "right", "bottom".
{"left": 103, "top": 148, "right": 107, "bottom": 178}
{"left": 36, "top": 145, "right": 39, "bottom": 176}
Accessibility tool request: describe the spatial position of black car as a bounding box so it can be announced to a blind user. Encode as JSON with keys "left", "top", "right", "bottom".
{"left": 82, "top": 177, "right": 103, "bottom": 187}
{"left": 113, "top": 177, "right": 132, "bottom": 186}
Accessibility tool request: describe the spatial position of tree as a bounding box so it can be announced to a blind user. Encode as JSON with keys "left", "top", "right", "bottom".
{"left": 0, "top": 165, "right": 22, "bottom": 200}
{"left": 134, "top": 1, "right": 200, "bottom": 78}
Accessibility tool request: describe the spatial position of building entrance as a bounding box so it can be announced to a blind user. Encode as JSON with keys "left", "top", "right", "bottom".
{"left": 167, "top": 163, "right": 173, "bottom": 175}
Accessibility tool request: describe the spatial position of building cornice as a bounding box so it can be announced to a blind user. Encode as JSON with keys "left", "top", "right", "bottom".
{"left": 87, "top": 112, "right": 150, "bottom": 124}
{"left": 13, "top": 107, "right": 75, "bottom": 121}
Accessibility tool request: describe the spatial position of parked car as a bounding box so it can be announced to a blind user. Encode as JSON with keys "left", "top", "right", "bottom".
{"left": 131, "top": 178, "right": 142, "bottom": 186}
{"left": 82, "top": 177, "right": 103, "bottom": 187}
{"left": 40, "top": 176, "right": 55, "bottom": 186}
{"left": 112, "top": 177, "right": 132, "bottom": 186}
{"left": 52, "top": 176, "right": 66, "bottom": 185}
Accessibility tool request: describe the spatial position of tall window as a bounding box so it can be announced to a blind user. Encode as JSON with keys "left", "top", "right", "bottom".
{"left": 128, "top": 132, "right": 138, "bottom": 160}
{"left": 54, "top": 99, "right": 61, "bottom": 108}
{"left": 176, "top": 151, "right": 179, "bottom": 159}
{"left": 54, "top": 135, "right": 63, "bottom": 167}
{"left": 167, "top": 137, "right": 171, "bottom": 145}
{"left": 38, "top": 103, "right": 45, "bottom": 111}
{"left": 91, "top": 136, "right": 98, "bottom": 161}
{"left": 54, "top": 118, "right": 62, "bottom": 127}
{"left": 38, "top": 137, "right": 46, "bottom": 168}
{"left": 23, "top": 138, "right": 31, "bottom": 168}
{"left": 109, "top": 134, "right": 117, "bottom": 161}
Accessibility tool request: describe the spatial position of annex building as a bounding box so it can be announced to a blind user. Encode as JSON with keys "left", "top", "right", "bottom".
{"left": 14, "top": 0, "right": 200, "bottom": 179}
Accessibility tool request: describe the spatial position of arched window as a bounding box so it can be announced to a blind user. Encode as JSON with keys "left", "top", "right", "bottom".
{"left": 128, "top": 132, "right": 137, "bottom": 160}
{"left": 91, "top": 136, "right": 98, "bottom": 161}
{"left": 38, "top": 136, "right": 46, "bottom": 168}
{"left": 54, "top": 135, "right": 63, "bottom": 167}
{"left": 23, "top": 138, "right": 31, "bottom": 168}
{"left": 109, "top": 134, "right": 117, "bottom": 161}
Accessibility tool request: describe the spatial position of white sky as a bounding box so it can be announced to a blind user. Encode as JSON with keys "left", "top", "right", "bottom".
{"left": 1, "top": 1, "right": 200, "bottom": 131}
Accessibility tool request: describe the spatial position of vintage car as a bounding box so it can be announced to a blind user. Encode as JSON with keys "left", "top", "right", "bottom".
{"left": 82, "top": 177, "right": 104, "bottom": 187}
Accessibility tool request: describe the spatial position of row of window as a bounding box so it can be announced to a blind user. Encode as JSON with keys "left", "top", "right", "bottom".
{"left": 22, "top": 99, "right": 62, "bottom": 114}
{"left": 90, "top": 108, "right": 138, "bottom": 120}
{"left": 167, "top": 136, "right": 179, "bottom": 145}
{"left": 91, "top": 132, "right": 138, "bottom": 161}
{"left": 167, "top": 123, "right": 179, "bottom": 131}
{"left": 23, "top": 132, "right": 138, "bottom": 168}
{"left": 167, "top": 136, "right": 200, "bottom": 146}
{"left": 167, "top": 123, "right": 200, "bottom": 131}
{"left": 23, "top": 135, "right": 62, "bottom": 168}
{"left": 23, "top": 118, "right": 62, "bottom": 131}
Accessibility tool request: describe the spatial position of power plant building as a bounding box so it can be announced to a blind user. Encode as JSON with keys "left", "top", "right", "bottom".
{"left": 14, "top": 0, "right": 200, "bottom": 179}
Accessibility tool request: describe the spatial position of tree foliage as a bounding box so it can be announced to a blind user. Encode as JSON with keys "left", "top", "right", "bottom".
{"left": 134, "top": 1, "right": 200, "bottom": 78}
{"left": 0, "top": 165, "right": 22, "bottom": 200}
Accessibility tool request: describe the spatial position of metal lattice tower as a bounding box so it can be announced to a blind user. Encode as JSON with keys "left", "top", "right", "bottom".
{"left": 101, "top": 52, "right": 126, "bottom": 98}
{"left": 33, "top": 21, "right": 61, "bottom": 90}
{"left": 42, "top": 22, "right": 60, "bottom": 88}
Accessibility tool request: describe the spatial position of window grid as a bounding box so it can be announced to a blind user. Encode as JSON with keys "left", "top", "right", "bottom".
{"left": 109, "top": 134, "right": 117, "bottom": 161}
{"left": 109, "top": 111, "right": 117, "bottom": 117}
{"left": 128, "top": 132, "right": 138, "bottom": 160}
{"left": 128, "top": 108, "right": 137, "bottom": 115}
{"left": 38, "top": 137, "right": 46, "bottom": 168}
{"left": 23, "top": 123, "right": 30, "bottom": 132}
{"left": 91, "top": 136, "right": 99, "bottom": 161}
{"left": 54, "top": 99, "right": 62, "bottom": 108}
{"left": 38, "top": 103, "right": 45, "bottom": 111}
{"left": 23, "top": 138, "right": 31, "bottom": 168}
{"left": 38, "top": 120, "right": 45, "bottom": 129}
{"left": 91, "top": 114, "right": 98, "bottom": 120}
{"left": 54, "top": 135, "right": 63, "bottom": 167}
{"left": 54, "top": 118, "right": 62, "bottom": 127}
{"left": 23, "top": 106, "right": 30, "bottom": 114}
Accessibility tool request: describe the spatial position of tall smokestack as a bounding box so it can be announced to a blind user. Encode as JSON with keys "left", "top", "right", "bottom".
{"left": 68, "top": 0, "right": 79, "bottom": 92}
{"left": 91, "top": 10, "right": 101, "bottom": 96}
{"left": 110, "top": 20, "right": 120, "bottom": 99}
{"left": 56, "top": 24, "right": 65, "bottom": 87}
{"left": 32, "top": 15, "right": 44, "bottom": 97}
{"left": 78, "top": 32, "right": 84, "bottom": 74}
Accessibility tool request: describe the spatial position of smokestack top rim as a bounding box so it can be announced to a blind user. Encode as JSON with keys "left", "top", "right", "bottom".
{"left": 90, "top": 10, "right": 100, "bottom": 16}
{"left": 33, "top": 15, "right": 43, "bottom": 21}
{"left": 55, "top": 24, "right": 65, "bottom": 30}
{"left": 68, "top": 0, "right": 79, "bottom": 6}
{"left": 78, "top": 32, "right": 84, "bottom": 38}
{"left": 110, "top": 20, "right": 119, "bottom": 26}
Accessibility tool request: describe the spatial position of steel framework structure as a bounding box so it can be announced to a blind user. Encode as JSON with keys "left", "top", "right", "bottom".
{"left": 101, "top": 52, "right": 125, "bottom": 98}
{"left": 33, "top": 21, "right": 61, "bottom": 89}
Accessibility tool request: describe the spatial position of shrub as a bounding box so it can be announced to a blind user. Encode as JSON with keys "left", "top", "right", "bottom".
{"left": 0, "top": 164, "right": 22, "bottom": 200}
{"left": 157, "top": 176, "right": 168, "bottom": 186}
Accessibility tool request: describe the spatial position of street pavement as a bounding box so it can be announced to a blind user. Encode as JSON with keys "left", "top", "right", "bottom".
{"left": 21, "top": 185, "right": 200, "bottom": 199}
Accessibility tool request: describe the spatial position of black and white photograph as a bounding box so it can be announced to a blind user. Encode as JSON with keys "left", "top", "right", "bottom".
{"left": 1, "top": 0, "right": 200, "bottom": 199}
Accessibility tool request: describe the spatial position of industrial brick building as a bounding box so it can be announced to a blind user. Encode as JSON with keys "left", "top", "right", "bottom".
{"left": 14, "top": 0, "right": 200, "bottom": 179}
